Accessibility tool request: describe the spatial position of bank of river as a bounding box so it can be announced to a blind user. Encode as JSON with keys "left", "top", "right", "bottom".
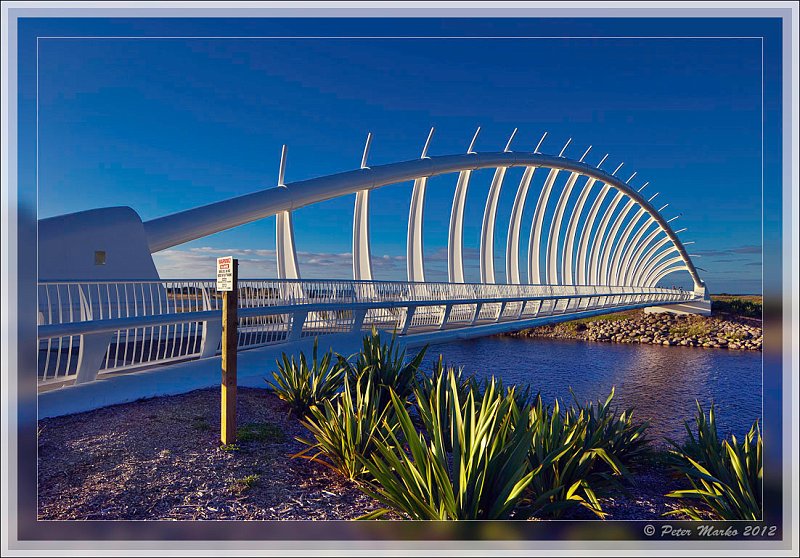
{"left": 509, "top": 308, "right": 762, "bottom": 350}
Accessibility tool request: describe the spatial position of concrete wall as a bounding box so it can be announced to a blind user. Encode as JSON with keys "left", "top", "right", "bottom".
{"left": 38, "top": 206, "right": 159, "bottom": 281}
{"left": 644, "top": 298, "right": 712, "bottom": 316}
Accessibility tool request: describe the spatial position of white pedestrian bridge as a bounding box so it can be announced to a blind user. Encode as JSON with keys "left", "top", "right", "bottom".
{"left": 36, "top": 128, "right": 709, "bottom": 415}
{"left": 37, "top": 278, "right": 697, "bottom": 387}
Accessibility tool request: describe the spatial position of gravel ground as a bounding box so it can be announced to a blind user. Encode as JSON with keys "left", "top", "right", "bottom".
{"left": 37, "top": 388, "right": 377, "bottom": 520}
{"left": 560, "top": 461, "right": 689, "bottom": 520}
{"left": 38, "top": 387, "right": 690, "bottom": 521}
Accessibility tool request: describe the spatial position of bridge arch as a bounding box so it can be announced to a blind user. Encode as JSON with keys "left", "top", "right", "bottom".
{"left": 142, "top": 134, "right": 704, "bottom": 292}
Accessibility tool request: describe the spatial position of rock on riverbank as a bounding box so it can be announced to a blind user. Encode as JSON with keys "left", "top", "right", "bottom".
{"left": 509, "top": 309, "right": 762, "bottom": 351}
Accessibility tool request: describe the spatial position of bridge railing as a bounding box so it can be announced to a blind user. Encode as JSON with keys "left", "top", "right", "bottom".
{"left": 37, "top": 279, "right": 696, "bottom": 387}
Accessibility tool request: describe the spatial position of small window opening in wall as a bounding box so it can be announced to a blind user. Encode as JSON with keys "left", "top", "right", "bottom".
{"left": 94, "top": 251, "right": 106, "bottom": 265}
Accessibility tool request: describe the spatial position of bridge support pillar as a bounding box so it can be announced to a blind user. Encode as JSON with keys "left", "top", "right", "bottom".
{"left": 401, "top": 306, "right": 416, "bottom": 335}
{"left": 74, "top": 333, "right": 113, "bottom": 384}
{"left": 471, "top": 303, "right": 483, "bottom": 325}
{"left": 352, "top": 309, "right": 367, "bottom": 333}
{"left": 289, "top": 311, "right": 308, "bottom": 341}
{"left": 200, "top": 319, "right": 222, "bottom": 358}
{"left": 495, "top": 302, "right": 507, "bottom": 322}
{"left": 200, "top": 287, "right": 222, "bottom": 358}
{"left": 644, "top": 298, "right": 711, "bottom": 316}
{"left": 438, "top": 304, "right": 453, "bottom": 330}
{"left": 276, "top": 211, "right": 301, "bottom": 280}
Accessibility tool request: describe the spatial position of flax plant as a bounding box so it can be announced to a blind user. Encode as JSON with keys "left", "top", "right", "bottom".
{"left": 572, "top": 387, "right": 651, "bottom": 475}
{"left": 412, "top": 356, "right": 475, "bottom": 451}
{"left": 294, "top": 375, "right": 396, "bottom": 481}
{"left": 517, "top": 389, "right": 644, "bottom": 519}
{"left": 267, "top": 338, "right": 345, "bottom": 418}
{"left": 665, "top": 402, "right": 762, "bottom": 520}
{"left": 342, "top": 328, "right": 427, "bottom": 412}
{"left": 518, "top": 396, "right": 608, "bottom": 519}
{"left": 357, "top": 373, "right": 535, "bottom": 520}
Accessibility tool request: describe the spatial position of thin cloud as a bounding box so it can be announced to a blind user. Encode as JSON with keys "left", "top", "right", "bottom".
{"left": 153, "top": 247, "right": 409, "bottom": 279}
{"left": 693, "top": 245, "right": 761, "bottom": 257}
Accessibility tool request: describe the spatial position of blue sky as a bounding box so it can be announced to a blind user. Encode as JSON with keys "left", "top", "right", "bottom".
{"left": 30, "top": 17, "right": 778, "bottom": 293}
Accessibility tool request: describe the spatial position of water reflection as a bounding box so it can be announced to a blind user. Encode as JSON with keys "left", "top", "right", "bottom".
{"left": 426, "top": 336, "right": 761, "bottom": 445}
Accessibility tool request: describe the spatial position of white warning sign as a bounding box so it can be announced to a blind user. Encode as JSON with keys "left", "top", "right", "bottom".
{"left": 216, "top": 256, "right": 234, "bottom": 291}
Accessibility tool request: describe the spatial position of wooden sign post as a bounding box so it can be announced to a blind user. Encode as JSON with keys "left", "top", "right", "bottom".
{"left": 217, "top": 256, "right": 238, "bottom": 445}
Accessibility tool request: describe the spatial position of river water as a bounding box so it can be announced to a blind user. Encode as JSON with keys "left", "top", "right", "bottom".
{"left": 424, "top": 336, "right": 762, "bottom": 446}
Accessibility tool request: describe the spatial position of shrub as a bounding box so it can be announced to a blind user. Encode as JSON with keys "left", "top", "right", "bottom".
{"left": 413, "top": 358, "right": 530, "bottom": 454}
{"left": 518, "top": 396, "right": 608, "bottom": 519}
{"left": 665, "top": 402, "right": 762, "bottom": 520}
{"left": 267, "top": 338, "right": 345, "bottom": 418}
{"left": 342, "top": 328, "right": 427, "bottom": 412}
{"left": 358, "top": 374, "right": 535, "bottom": 520}
{"left": 412, "top": 356, "right": 474, "bottom": 450}
{"left": 574, "top": 388, "right": 651, "bottom": 473}
{"left": 711, "top": 297, "right": 762, "bottom": 318}
{"left": 294, "top": 374, "right": 397, "bottom": 481}
{"left": 414, "top": 355, "right": 474, "bottom": 403}
{"left": 517, "top": 389, "right": 643, "bottom": 519}
{"left": 669, "top": 321, "right": 713, "bottom": 338}
{"left": 471, "top": 375, "right": 532, "bottom": 410}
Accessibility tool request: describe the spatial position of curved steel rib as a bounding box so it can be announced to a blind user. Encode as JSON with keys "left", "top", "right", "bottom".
{"left": 528, "top": 167, "right": 560, "bottom": 284}
{"left": 562, "top": 177, "right": 596, "bottom": 285}
{"left": 479, "top": 166, "right": 508, "bottom": 283}
{"left": 353, "top": 134, "right": 375, "bottom": 280}
{"left": 352, "top": 189, "right": 372, "bottom": 280}
{"left": 144, "top": 151, "right": 704, "bottom": 289}
{"left": 505, "top": 166, "right": 538, "bottom": 284}
{"left": 644, "top": 255, "right": 685, "bottom": 287}
{"left": 598, "top": 197, "right": 637, "bottom": 285}
{"left": 621, "top": 222, "right": 665, "bottom": 286}
{"left": 588, "top": 191, "right": 624, "bottom": 285}
{"left": 407, "top": 177, "right": 427, "bottom": 282}
{"left": 275, "top": 145, "right": 300, "bottom": 279}
{"left": 276, "top": 211, "right": 300, "bottom": 280}
{"left": 650, "top": 265, "right": 690, "bottom": 287}
{"left": 545, "top": 170, "right": 581, "bottom": 284}
{"left": 616, "top": 215, "right": 656, "bottom": 286}
{"left": 633, "top": 239, "right": 676, "bottom": 286}
{"left": 448, "top": 170, "right": 471, "bottom": 283}
{"left": 447, "top": 129, "right": 481, "bottom": 283}
{"left": 406, "top": 127, "right": 436, "bottom": 282}
{"left": 608, "top": 206, "right": 647, "bottom": 285}
{"left": 479, "top": 129, "right": 516, "bottom": 283}
{"left": 576, "top": 183, "right": 610, "bottom": 285}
